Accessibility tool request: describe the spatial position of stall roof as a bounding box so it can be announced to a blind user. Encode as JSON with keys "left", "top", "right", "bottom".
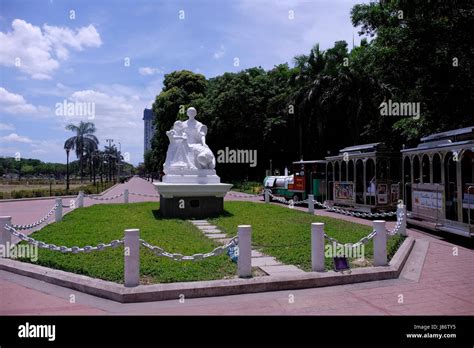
{"left": 338, "top": 142, "right": 386, "bottom": 154}
{"left": 420, "top": 126, "right": 474, "bottom": 142}
{"left": 292, "top": 160, "right": 327, "bottom": 164}
{"left": 402, "top": 126, "right": 474, "bottom": 153}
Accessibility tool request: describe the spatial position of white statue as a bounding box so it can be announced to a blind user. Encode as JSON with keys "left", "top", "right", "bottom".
{"left": 163, "top": 107, "right": 216, "bottom": 175}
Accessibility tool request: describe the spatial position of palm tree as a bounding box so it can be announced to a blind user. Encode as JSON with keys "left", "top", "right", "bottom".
{"left": 64, "top": 121, "right": 99, "bottom": 183}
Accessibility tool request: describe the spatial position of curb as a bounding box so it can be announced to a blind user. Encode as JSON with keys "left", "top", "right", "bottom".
{"left": 0, "top": 237, "right": 415, "bottom": 303}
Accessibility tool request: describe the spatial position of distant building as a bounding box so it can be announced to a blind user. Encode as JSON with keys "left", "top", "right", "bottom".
{"left": 143, "top": 108, "right": 156, "bottom": 155}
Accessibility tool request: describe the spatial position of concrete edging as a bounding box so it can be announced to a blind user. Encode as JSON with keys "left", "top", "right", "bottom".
{"left": 0, "top": 237, "right": 415, "bottom": 303}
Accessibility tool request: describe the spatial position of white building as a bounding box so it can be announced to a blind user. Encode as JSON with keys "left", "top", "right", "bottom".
{"left": 143, "top": 108, "right": 156, "bottom": 155}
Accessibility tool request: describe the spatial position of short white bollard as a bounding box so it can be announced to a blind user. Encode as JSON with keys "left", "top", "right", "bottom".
{"left": 397, "top": 204, "right": 407, "bottom": 236}
{"left": 55, "top": 198, "right": 62, "bottom": 222}
{"left": 0, "top": 216, "right": 12, "bottom": 255}
{"left": 124, "top": 228, "right": 140, "bottom": 287}
{"left": 308, "top": 194, "right": 314, "bottom": 214}
{"left": 264, "top": 189, "right": 270, "bottom": 203}
{"left": 373, "top": 220, "right": 387, "bottom": 266}
{"left": 124, "top": 189, "right": 129, "bottom": 204}
{"left": 238, "top": 225, "right": 252, "bottom": 278}
{"left": 78, "top": 191, "right": 84, "bottom": 208}
{"left": 311, "top": 222, "right": 325, "bottom": 272}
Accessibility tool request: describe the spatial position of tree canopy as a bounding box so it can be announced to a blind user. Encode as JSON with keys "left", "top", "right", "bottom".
{"left": 146, "top": 0, "right": 474, "bottom": 181}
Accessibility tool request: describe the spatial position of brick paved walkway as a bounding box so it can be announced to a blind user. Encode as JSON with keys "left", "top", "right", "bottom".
{"left": 0, "top": 177, "right": 473, "bottom": 315}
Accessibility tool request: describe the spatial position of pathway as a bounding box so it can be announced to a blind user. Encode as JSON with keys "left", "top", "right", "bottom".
{"left": 189, "top": 220, "right": 304, "bottom": 276}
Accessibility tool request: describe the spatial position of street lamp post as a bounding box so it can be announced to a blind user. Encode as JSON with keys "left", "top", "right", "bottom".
{"left": 65, "top": 147, "right": 70, "bottom": 193}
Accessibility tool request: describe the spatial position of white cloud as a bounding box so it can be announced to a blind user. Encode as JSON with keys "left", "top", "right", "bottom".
{"left": 0, "top": 19, "right": 102, "bottom": 80}
{"left": 213, "top": 45, "right": 225, "bottom": 60}
{"left": 0, "top": 87, "right": 50, "bottom": 115}
{"left": 0, "top": 123, "right": 15, "bottom": 130}
{"left": 138, "top": 66, "right": 163, "bottom": 76}
{"left": 0, "top": 133, "right": 32, "bottom": 143}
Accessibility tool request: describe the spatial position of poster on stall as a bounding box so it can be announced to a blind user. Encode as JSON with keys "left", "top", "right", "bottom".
{"left": 377, "top": 184, "right": 388, "bottom": 204}
{"left": 334, "top": 182, "right": 355, "bottom": 202}
{"left": 391, "top": 184, "right": 399, "bottom": 203}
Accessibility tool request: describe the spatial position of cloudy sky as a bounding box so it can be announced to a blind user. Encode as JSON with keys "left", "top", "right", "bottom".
{"left": 0, "top": 0, "right": 366, "bottom": 165}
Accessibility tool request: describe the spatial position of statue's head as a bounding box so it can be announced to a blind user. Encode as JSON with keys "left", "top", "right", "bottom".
{"left": 187, "top": 107, "right": 197, "bottom": 119}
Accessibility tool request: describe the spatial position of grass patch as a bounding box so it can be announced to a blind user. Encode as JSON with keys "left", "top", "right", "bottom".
{"left": 18, "top": 202, "right": 236, "bottom": 284}
{"left": 209, "top": 201, "right": 404, "bottom": 271}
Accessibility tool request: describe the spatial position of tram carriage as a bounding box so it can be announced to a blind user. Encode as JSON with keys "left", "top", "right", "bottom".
{"left": 325, "top": 143, "right": 401, "bottom": 213}
{"left": 402, "top": 126, "right": 474, "bottom": 238}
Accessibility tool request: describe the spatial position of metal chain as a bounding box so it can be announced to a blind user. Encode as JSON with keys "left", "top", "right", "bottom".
{"left": 139, "top": 236, "right": 238, "bottom": 261}
{"left": 11, "top": 203, "right": 59, "bottom": 230}
{"left": 387, "top": 210, "right": 405, "bottom": 236}
{"left": 129, "top": 192, "right": 160, "bottom": 198}
{"left": 267, "top": 192, "right": 397, "bottom": 217}
{"left": 324, "top": 230, "right": 377, "bottom": 249}
{"left": 4, "top": 224, "right": 123, "bottom": 253}
{"left": 85, "top": 192, "right": 124, "bottom": 201}
{"left": 226, "top": 191, "right": 260, "bottom": 198}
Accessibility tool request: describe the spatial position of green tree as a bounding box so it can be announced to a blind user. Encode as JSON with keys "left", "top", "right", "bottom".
{"left": 64, "top": 121, "right": 99, "bottom": 182}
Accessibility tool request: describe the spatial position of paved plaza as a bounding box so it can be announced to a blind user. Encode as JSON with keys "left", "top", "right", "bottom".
{"left": 0, "top": 177, "right": 472, "bottom": 315}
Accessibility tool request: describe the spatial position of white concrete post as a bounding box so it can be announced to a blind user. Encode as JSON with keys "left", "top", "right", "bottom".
{"left": 397, "top": 204, "right": 407, "bottom": 236}
{"left": 124, "top": 189, "right": 129, "bottom": 204}
{"left": 78, "top": 191, "right": 84, "bottom": 208}
{"left": 238, "top": 225, "right": 252, "bottom": 278}
{"left": 264, "top": 189, "right": 270, "bottom": 203}
{"left": 124, "top": 228, "right": 140, "bottom": 287}
{"left": 308, "top": 194, "right": 315, "bottom": 214}
{"left": 311, "top": 222, "right": 325, "bottom": 271}
{"left": 373, "top": 220, "right": 387, "bottom": 266}
{"left": 55, "top": 198, "right": 62, "bottom": 222}
{"left": 0, "top": 216, "right": 12, "bottom": 256}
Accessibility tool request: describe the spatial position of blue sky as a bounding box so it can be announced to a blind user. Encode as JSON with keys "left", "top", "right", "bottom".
{"left": 0, "top": 0, "right": 367, "bottom": 165}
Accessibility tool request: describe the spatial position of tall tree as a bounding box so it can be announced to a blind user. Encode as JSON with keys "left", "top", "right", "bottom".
{"left": 64, "top": 121, "right": 99, "bottom": 183}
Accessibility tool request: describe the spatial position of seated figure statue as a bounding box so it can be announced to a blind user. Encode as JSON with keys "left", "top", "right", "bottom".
{"left": 163, "top": 107, "right": 216, "bottom": 175}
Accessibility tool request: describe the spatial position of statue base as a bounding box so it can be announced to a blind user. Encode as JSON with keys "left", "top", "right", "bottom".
{"left": 153, "top": 182, "right": 232, "bottom": 218}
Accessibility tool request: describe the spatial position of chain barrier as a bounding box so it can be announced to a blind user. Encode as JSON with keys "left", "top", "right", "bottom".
{"left": 324, "top": 230, "right": 377, "bottom": 249}
{"left": 267, "top": 191, "right": 397, "bottom": 217}
{"left": 4, "top": 224, "right": 123, "bottom": 253}
{"left": 387, "top": 210, "right": 405, "bottom": 236}
{"left": 140, "top": 236, "right": 238, "bottom": 261}
{"left": 11, "top": 203, "right": 59, "bottom": 230}
{"left": 226, "top": 191, "right": 260, "bottom": 199}
{"left": 85, "top": 192, "right": 124, "bottom": 201}
{"left": 129, "top": 192, "right": 160, "bottom": 198}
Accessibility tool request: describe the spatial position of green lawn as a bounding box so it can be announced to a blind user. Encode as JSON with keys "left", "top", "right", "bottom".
{"left": 209, "top": 202, "right": 404, "bottom": 271}
{"left": 17, "top": 201, "right": 403, "bottom": 284}
{"left": 18, "top": 202, "right": 236, "bottom": 284}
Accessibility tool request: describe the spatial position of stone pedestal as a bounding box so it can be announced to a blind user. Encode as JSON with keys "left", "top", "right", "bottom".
{"left": 154, "top": 182, "right": 232, "bottom": 218}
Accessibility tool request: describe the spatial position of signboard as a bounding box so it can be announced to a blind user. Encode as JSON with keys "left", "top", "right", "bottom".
{"left": 391, "top": 184, "right": 399, "bottom": 203}
{"left": 411, "top": 183, "right": 444, "bottom": 219}
{"left": 334, "top": 182, "right": 355, "bottom": 202}
{"left": 288, "top": 175, "right": 305, "bottom": 191}
{"left": 377, "top": 184, "right": 388, "bottom": 204}
{"left": 413, "top": 189, "right": 443, "bottom": 212}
